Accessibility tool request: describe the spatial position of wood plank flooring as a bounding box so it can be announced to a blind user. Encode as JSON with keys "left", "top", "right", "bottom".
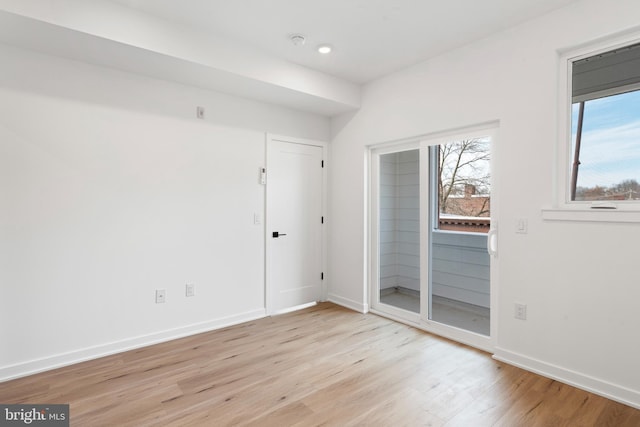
{"left": 1, "top": 302, "right": 638, "bottom": 426}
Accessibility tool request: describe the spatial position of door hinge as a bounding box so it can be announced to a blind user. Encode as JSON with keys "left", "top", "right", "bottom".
{"left": 321, "top": 272, "right": 324, "bottom": 280}
{"left": 321, "top": 160, "right": 324, "bottom": 168}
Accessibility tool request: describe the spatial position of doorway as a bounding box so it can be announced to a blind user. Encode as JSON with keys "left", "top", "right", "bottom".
{"left": 266, "top": 135, "right": 326, "bottom": 314}
{"left": 370, "top": 126, "right": 497, "bottom": 350}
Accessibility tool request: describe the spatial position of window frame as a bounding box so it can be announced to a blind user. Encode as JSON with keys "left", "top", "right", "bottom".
{"left": 545, "top": 31, "right": 640, "bottom": 222}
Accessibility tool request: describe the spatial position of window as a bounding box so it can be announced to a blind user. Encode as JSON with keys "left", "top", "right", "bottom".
{"left": 571, "top": 90, "right": 640, "bottom": 201}
{"left": 433, "top": 139, "right": 491, "bottom": 233}
{"left": 569, "top": 42, "right": 640, "bottom": 203}
{"left": 545, "top": 35, "right": 640, "bottom": 221}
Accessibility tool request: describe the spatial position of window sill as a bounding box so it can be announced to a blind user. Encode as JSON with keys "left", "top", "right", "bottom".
{"left": 541, "top": 208, "right": 640, "bottom": 223}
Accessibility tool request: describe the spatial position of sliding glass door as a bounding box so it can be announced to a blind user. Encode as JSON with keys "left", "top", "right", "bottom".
{"left": 370, "top": 127, "right": 497, "bottom": 348}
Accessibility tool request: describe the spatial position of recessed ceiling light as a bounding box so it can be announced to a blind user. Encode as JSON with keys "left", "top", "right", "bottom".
{"left": 317, "top": 44, "right": 332, "bottom": 54}
{"left": 289, "top": 34, "right": 306, "bottom": 46}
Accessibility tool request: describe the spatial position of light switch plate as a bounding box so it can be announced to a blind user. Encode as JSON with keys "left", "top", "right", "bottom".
{"left": 516, "top": 218, "right": 528, "bottom": 234}
{"left": 155, "top": 289, "right": 166, "bottom": 303}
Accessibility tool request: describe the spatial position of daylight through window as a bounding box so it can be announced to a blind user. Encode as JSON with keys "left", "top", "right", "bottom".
{"left": 435, "top": 139, "right": 490, "bottom": 233}
{"left": 570, "top": 42, "right": 640, "bottom": 202}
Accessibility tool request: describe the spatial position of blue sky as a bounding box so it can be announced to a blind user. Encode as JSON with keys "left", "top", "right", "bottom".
{"left": 571, "top": 90, "right": 640, "bottom": 189}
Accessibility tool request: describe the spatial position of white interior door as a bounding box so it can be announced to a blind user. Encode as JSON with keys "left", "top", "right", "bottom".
{"left": 267, "top": 137, "right": 324, "bottom": 314}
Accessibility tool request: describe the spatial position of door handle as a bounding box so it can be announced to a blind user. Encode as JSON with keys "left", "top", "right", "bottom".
{"left": 272, "top": 231, "right": 287, "bottom": 238}
{"left": 487, "top": 228, "right": 498, "bottom": 257}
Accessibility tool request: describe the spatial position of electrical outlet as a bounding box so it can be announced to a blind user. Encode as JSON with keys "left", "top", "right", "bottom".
{"left": 515, "top": 303, "right": 527, "bottom": 320}
{"left": 186, "top": 283, "right": 195, "bottom": 297}
{"left": 156, "top": 289, "right": 166, "bottom": 304}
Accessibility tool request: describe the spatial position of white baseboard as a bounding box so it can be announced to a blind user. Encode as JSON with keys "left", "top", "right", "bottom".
{"left": 0, "top": 308, "right": 266, "bottom": 383}
{"left": 273, "top": 301, "right": 317, "bottom": 315}
{"left": 328, "top": 293, "right": 369, "bottom": 313}
{"left": 493, "top": 347, "right": 640, "bottom": 410}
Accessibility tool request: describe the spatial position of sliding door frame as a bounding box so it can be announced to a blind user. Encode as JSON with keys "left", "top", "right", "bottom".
{"left": 367, "top": 122, "right": 499, "bottom": 353}
{"left": 369, "top": 141, "right": 422, "bottom": 324}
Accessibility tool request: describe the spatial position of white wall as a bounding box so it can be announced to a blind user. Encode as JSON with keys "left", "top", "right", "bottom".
{"left": 329, "top": 0, "right": 640, "bottom": 407}
{"left": 0, "top": 43, "right": 329, "bottom": 379}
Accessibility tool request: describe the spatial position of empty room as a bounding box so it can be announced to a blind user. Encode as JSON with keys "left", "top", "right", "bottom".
{"left": 1, "top": 0, "right": 640, "bottom": 425}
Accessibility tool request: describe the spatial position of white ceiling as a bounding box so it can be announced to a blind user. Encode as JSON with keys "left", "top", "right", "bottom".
{"left": 0, "top": 0, "right": 582, "bottom": 116}
{"left": 111, "top": 0, "right": 579, "bottom": 84}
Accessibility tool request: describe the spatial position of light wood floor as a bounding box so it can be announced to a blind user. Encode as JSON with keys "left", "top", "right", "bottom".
{"left": 1, "top": 303, "right": 638, "bottom": 426}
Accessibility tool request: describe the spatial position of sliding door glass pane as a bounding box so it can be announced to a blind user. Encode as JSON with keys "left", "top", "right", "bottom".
{"left": 379, "top": 150, "right": 420, "bottom": 313}
{"left": 429, "top": 139, "right": 491, "bottom": 335}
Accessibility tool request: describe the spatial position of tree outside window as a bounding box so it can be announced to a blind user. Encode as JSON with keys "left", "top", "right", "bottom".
{"left": 436, "top": 138, "right": 491, "bottom": 233}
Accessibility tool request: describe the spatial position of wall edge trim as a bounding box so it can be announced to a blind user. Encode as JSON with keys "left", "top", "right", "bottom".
{"left": 0, "top": 308, "right": 267, "bottom": 383}
{"left": 328, "top": 293, "right": 368, "bottom": 313}
{"left": 493, "top": 347, "right": 640, "bottom": 410}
